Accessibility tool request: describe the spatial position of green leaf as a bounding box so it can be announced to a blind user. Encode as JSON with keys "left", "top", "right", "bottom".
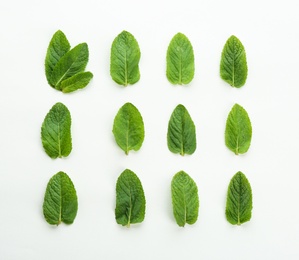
{"left": 112, "top": 102, "right": 144, "bottom": 155}
{"left": 220, "top": 35, "right": 248, "bottom": 88}
{"left": 43, "top": 171, "right": 78, "bottom": 225}
{"left": 110, "top": 30, "right": 141, "bottom": 86}
{"left": 50, "top": 43, "right": 89, "bottom": 90}
{"left": 171, "top": 171, "right": 199, "bottom": 227}
{"left": 61, "top": 71, "right": 93, "bottom": 93}
{"left": 166, "top": 33, "right": 195, "bottom": 85}
{"left": 225, "top": 104, "right": 252, "bottom": 155}
{"left": 45, "top": 30, "right": 71, "bottom": 86}
{"left": 41, "top": 102, "right": 72, "bottom": 159}
{"left": 115, "top": 169, "right": 146, "bottom": 227}
{"left": 167, "top": 104, "right": 196, "bottom": 155}
{"left": 226, "top": 171, "right": 252, "bottom": 225}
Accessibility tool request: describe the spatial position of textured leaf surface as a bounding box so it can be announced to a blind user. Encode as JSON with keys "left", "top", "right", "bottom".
{"left": 110, "top": 31, "right": 141, "bottom": 86}
{"left": 50, "top": 43, "right": 89, "bottom": 90}
{"left": 113, "top": 103, "right": 144, "bottom": 154}
{"left": 220, "top": 35, "right": 248, "bottom": 88}
{"left": 61, "top": 71, "right": 93, "bottom": 93}
{"left": 226, "top": 171, "right": 252, "bottom": 225}
{"left": 45, "top": 30, "right": 70, "bottom": 86}
{"left": 167, "top": 104, "right": 196, "bottom": 155}
{"left": 225, "top": 104, "right": 252, "bottom": 155}
{"left": 166, "top": 33, "right": 194, "bottom": 85}
{"left": 41, "top": 102, "right": 72, "bottom": 158}
{"left": 115, "top": 169, "right": 146, "bottom": 227}
{"left": 171, "top": 171, "right": 199, "bottom": 227}
{"left": 43, "top": 171, "right": 78, "bottom": 225}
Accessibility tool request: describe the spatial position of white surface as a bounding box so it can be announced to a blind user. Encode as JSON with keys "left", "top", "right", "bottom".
{"left": 1, "top": 0, "right": 299, "bottom": 259}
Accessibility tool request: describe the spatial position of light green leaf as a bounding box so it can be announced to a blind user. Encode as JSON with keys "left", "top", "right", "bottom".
{"left": 112, "top": 102, "right": 144, "bottom": 155}
{"left": 115, "top": 169, "right": 146, "bottom": 227}
{"left": 61, "top": 71, "right": 93, "bottom": 93}
{"left": 50, "top": 43, "right": 89, "bottom": 90}
{"left": 171, "top": 171, "right": 199, "bottom": 227}
{"left": 220, "top": 35, "right": 248, "bottom": 88}
{"left": 43, "top": 171, "right": 78, "bottom": 225}
{"left": 41, "top": 102, "right": 72, "bottom": 159}
{"left": 166, "top": 33, "right": 195, "bottom": 85}
{"left": 226, "top": 171, "right": 252, "bottom": 225}
{"left": 45, "top": 30, "right": 71, "bottom": 86}
{"left": 110, "top": 31, "right": 141, "bottom": 86}
{"left": 167, "top": 104, "right": 196, "bottom": 155}
{"left": 225, "top": 104, "right": 252, "bottom": 155}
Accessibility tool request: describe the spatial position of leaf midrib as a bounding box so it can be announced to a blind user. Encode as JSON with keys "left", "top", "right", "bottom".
{"left": 127, "top": 187, "right": 132, "bottom": 227}
{"left": 183, "top": 184, "right": 187, "bottom": 226}
{"left": 232, "top": 39, "right": 235, "bottom": 87}
{"left": 237, "top": 176, "right": 241, "bottom": 225}
{"left": 57, "top": 121, "right": 62, "bottom": 157}
{"left": 124, "top": 50, "right": 128, "bottom": 86}
{"left": 180, "top": 110, "right": 186, "bottom": 155}
{"left": 179, "top": 46, "right": 182, "bottom": 84}
{"left": 125, "top": 117, "right": 130, "bottom": 155}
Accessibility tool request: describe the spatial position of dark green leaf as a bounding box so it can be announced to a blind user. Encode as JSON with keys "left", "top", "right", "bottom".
{"left": 225, "top": 104, "right": 252, "bottom": 155}
{"left": 115, "top": 169, "right": 146, "bottom": 227}
{"left": 61, "top": 71, "right": 93, "bottom": 93}
{"left": 112, "top": 102, "right": 144, "bottom": 155}
{"left": 50, "top": 43, "right": 89, "bottom": 90}
{"left": 166, "top": 33, "right": 195, "bottom": 85}
{"left": 226, "top": 171, "right": 252, "bottom": 225}
{"left": 110, "top": 31, "right": 141, "bottom": 86}
{"left": 43, "top": 171, "right": 78, "bottom": 225}
{"left": 45, "top": 30, "right": 71, "bottom": 86}
{"left": 220, "top": 35, "right": 248, "bottom": 88}
{"left": 171, "top": 171, "right": 199, "bottom": 227}
{"left": 167, "top": 104, "right": 196, "bottom": 155}
{"left": 41, "top": 102, "right": 72, "bottom": 158}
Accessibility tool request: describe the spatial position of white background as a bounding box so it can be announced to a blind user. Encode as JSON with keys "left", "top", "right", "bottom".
{"left": 1, "top": 0, "right": 299, "bottom": 259}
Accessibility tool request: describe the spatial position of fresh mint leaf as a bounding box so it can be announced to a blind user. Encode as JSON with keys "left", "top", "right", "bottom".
{"left": 61, "top": 71, "right": 93, "bottom": 93}
{"left": 41, "top": 102, "right": 72, "bottom": 159}
{"left": 171, "top": 171, "right": 199, "bottom": 227}
{"left": 45, "top": 30, "right": 70, "bottom": 86}
{"left": 225, "top": 104, "right": 252, "bottom": 155}
{"left": 220, "top": 35, "right": 248, "bottom": 88}
{"left": 110, "top": 31, "right": 141, "bottom": 86}
{"left": 115, "top": 169, "right": 146, "bottom": 227}
{"left": 45, "top": 30, "right": 93, "bottom": 92}
{"left": 226, "top": 171, "right": 252, "bottom": 225}
{"left": 50, "top": 43, "right": 89, "bottom": 89}
{"left": 166, "top": 33, "right": 195, "bottom": 85}
{"left": 43, "top": 171, "right": 78, "bottom": 225}
{"left": 167, "top": 104, "right": 196, "bottom": 155}
{"left": 112, "top": 102, "right": 144, "bottom": 155}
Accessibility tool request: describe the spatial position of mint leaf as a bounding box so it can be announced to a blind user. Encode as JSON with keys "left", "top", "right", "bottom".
{"left": 115, "top": 169, "right": 146, "bottom": 227}
{"left": 171, "top": 171, "right": 199, "bottom": 227}
{"left": 43, "top": 171, "right": 78, "bottom": 225}
{"left": 110, "top": 31, "right": 141, "bottom": 86}
{"left": 166, "top": 33, "right": 195, "bottom": 85}
{"left": 220, "top": 35, "right": 248, "bottom": 88}
{"left": 225, "top": 104, "right": 252, "bottom": 155}
{"left": 50, "top": 43, "right": 89, "bottom": 89}
{"left": 41, "top": 102, "right": 72, "bottom": 158}
{"left": 45, "top": 30, "right": 71, "bottom": 86}
{"left": 61, "top": 71, "right": 93, "bottom": 93}
{"left": 45, "top": 30, "right": 93, "bottom": 93}
{"left": 112, "top": 102, "right": 144, "bottom": 155}
{"left": 167, "top": 104, "right": 196, "bottom": 155}
{"left": 226, "top": 171, "right": 252, "bottom": 225}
